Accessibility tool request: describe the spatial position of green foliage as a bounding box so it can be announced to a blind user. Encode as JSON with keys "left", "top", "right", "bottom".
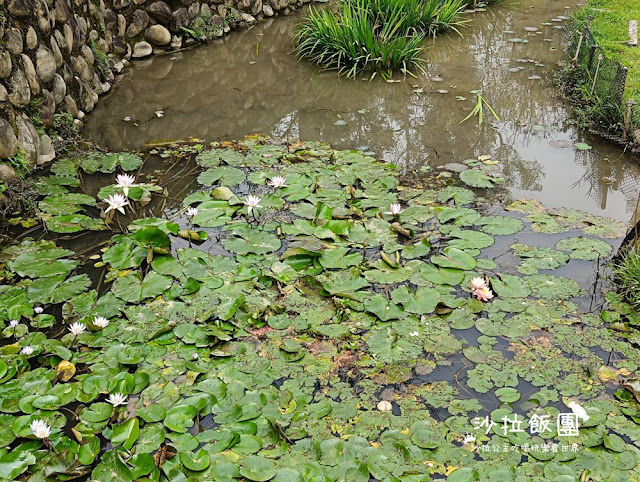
{"left": 613, "top": 246, "right": 640, "bottom": 307}
{"left": 7, "top": 148, "right": 30, "bottom": 177}
{"left": 89, "top": 40, "right": 109, "bottom": 77}
{"left": 295, "top": 0, "right": 466, "bottom": 78}
{"left": 182, "top": 10, "right": 222, "bottom": 40}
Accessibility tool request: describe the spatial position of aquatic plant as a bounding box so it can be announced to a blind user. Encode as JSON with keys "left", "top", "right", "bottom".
{"left": 295, "top": 0, "right": 466, "bottom": 78}
{"left": 460, "top": 92, "right": 500, "bottom": 125}
{"left": 0, "top": 137, "right": 637, "bottom": 479}
{"left": 613, "top": 245, "right": 640, "bottom": 307}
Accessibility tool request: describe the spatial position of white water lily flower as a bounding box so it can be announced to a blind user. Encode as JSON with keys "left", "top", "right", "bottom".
{"left": 567, "top": 401, "right": 590, "bottom": 421}
{"left": 21, "top": 345, "right": 34, "bottom": 356}
{"left": 377, "top": 400, "right": 393, "bottom": 412}
{"left": 115, "top": 174, "right": 136, "bottom": 197}
{"left": 384, "top": 203, "right": 403, "bottom": 216}
{"left": 30, "top": 419, "right": 51, "bottom": 439}
{"left": 268, "top": 176, "right": 287, "bottom": 188}
{"left": 470, "top": 277, "right": 487, "bottom": 291}
{"left": 104, "top": 193, "right": 130, "bottom": 215}
{"left": 409, "top": 331, "right": 419, "bottom": 337}
{"left": 93, "top": 316, "right": 109, "bottom": 329}
{"left": 34, "top": 307, "right": 44, "bottom": 314}
{"left": 192, "top": 353, "right": 199, "bottom": 360}
{"left": 244, "top": 195, "right": 262, "bottom": 214}
{"left": 68, "top": 322, "right": 87, "bottom": 335}
{"left": 463, "top": 433, "right": 476, "bottom": 444}
{"left": 9, "top": 320, "right": 19, "bottom": 328}
{"left": 186, "top": 207, "right": 199, "bottom": 218}
{"left": 107, "top": 393, "right": 128, "bottom": 406}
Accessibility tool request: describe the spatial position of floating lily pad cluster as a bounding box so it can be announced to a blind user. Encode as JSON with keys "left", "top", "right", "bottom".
{"left": 0, "top": 137, "right": 639, "bottom": 480}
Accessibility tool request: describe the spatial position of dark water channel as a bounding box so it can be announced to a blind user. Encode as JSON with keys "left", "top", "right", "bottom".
{"left": 84, "top": 0, "right": 640, "bottom": 222}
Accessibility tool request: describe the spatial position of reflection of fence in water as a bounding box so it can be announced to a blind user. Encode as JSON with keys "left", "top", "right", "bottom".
{"left": 569, "top": 20, "right": 640, "bottom": 145}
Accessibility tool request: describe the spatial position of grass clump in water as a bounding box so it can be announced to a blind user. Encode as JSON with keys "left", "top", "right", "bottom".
{"left": 613, "top": 245, "right": 640, "bottom": 307}
{"left": 295, "top": 0, "right": 467, "bottom": 78}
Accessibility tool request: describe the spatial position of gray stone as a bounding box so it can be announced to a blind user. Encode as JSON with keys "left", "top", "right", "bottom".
{"left": 7, "top": 0, "right": 35, "bottom": 17}
{"left": 15, "top": 114, "right": 40, "bottom": 166}
{"left": 0, "top": 119, "right": 18, "bottom": 159}
{"left": 36, "top": 45, "right": 57, "bottom": 83}
{"left": 145, "top": 24, "right": 171, "bottom": 45}
{"left": 251, "top": 0, "right": 262, "bottom": 16}
{"left": 26, "top": 26, "right": 38, "bottom": 49}
{"left": 0, "top": 50, "right": 11, "bottom": 79}
{"left": 240, "top": 12, "right": 256, "bottom": 24}
{"left": 263, "top": 4, "right": 273, "bottom": 16}
{"left": 218, "top": 5, "right": 227, "bottom": 18}
{"left": 41, "top": 88, "right": 55, "bottom": 112}
{"left": 200, "top": 3, "right": 211, "bottom": 17}
{"left": 132, "top": 41, "right": 152, "bottom": 58}
{"left": 112, "top": 0, "right": 131, "bottom": 9}
{"left": 0, "top": 83, "right": 7, "bottom": 102}
{"left": 170, "top": 8, "right": 190, "bottom": 33}
{"left": 104, "top": 9, "right": 117, "bottom": 30}
{"left": 40, "top": 105, "right": 53, "bottom": 128}
{"left": 38, "top": 134, "right": 56, "bottom": 164}
{"left": 71, "top": 55, "right": 94, "bottom": 81}
{"left": 52, "top": 73, "right": 66, "bottom": 104}
{"left": 36, "top": 1, "right": 51, "bottom": 34}
{"left": 76, "top": 77, "right": 98, "bottom": 112}
{"left": 117, "top": 14, "right": 126, "bottom": 38}
{"left": 0, "top": 164, "right": 16, "bottom": 179}
{"left": 170, "top": 35, "right": 182, "bottom": 49}
{"left": 64, "top": 94, "right": 78, "bottom": 116}
{"left": 73, "top": 15, "right": 87, "bottom": 47}
{"left": 127, "top": 9, "right": 149, "bottom": 38}
{"left": 63, "top": 23, "right": 74, "bottom": 53}
{"left": 20, "top": 54, "right": 40, "bottom": 95}
{"left": 81, "top": 44, "right": 95, "bottom": 65}
{"left": 187, "top": 3, "right": 199, "bottom": 19}
{"left": 50, "top": 36, "right": 63, "bottom": 68}
{"left": 112, "top": 36, "right": 128, "bottom": 55}
{"left": 54, "top": 30, "right": 67, "bottom": 53}
{"left": 56, "top": 0, "right": 71, "bottom": 22}
{"left": 6, "top": 28, "right": 23, "bottom": 55}
{"left": 147, "top": 1, "right": 171, "bottom": 24}
{"left": 8, "top": 69, "right": 30, "bottom": 106}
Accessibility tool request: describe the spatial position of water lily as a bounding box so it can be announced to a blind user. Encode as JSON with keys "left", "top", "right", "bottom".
{"left": 68, "top": 322, "right": 87, "bottom": 335}
{"left": 192, "top": 353, "right": 199, "bottom": 360}
{"left": 567, "top": 401, "right": 590, "bottom": 421}
{"left": 93, "top": 316, "right": 109, "bottom": 329}
{"left": 473, "top": 286, "right": 494, "bottom": 302}
{"left": 268, "top": 176, "right": 287, "bottom": 188}
{"left": 244, "top": 195, "right": 262, "bottom": 214}
{"left": 470, "top": 277, "right": 487, "bottom": 291}
{"left": 186, "top": 207, "right": 199, "bottom": 219}
{"left": 107, "top": 393, "right": 128, "bottom": 407}
{"left": 30, "top": 419, "right": 51, "bottom": 439}
{"left": 21, "top": 345, "right": 34, "bottom": 356}
{"left": 385, "top": 203, "right": 403, "bottom": 216}
{"left": 115, "top": 174, "right": 136, "bottom": 197}
{"left": 9, "top": 320, "right": 19, "bottom": 328}
{"left": 104, "top": 193, "right": 130, "bottom": 215}
{"left": 34, "top": 307, "right": 44, "bottom": 315}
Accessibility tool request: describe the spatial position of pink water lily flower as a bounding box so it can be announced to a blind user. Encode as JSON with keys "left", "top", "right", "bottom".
{"left": 474, "top": 287, "right": 494, "bottom": 302}
{"left": 385, "top": 203, "right": 403, "bottom": 216}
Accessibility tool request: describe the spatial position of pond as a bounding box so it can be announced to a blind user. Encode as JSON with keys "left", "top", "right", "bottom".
{"left": 84, "top": 0, "right": 640, "bottom": 221}
{"left": 3, "top": 0, "right": 640, "bottom": 480}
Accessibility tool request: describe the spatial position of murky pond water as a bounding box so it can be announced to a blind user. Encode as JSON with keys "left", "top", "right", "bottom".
{"left": 85, "top": 0, "right": 640, "bottom": 222}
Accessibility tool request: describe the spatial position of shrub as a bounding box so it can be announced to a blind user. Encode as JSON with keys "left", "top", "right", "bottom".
{"left": 295, "top": 0, "right": 466, "bottom": 78}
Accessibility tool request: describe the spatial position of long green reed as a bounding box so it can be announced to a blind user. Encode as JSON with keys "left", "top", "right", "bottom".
{"left": 295, "top": 0, "right": 467, "bottom": 78}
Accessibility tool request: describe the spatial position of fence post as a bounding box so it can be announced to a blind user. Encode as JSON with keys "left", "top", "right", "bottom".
{"left": 572, "top": 33, "right": 584, "bottom": 66}
{"left": 623, "top": 99, "right": 635, "bottom": 141}
{"left": 617, "top": 66, "right": 629, "bottom": 105}
{"left": 591, "top": 53, "right": 603, "bottom": 96}
{"left": 587, "top": 44, "right": 597, "bottom": 70}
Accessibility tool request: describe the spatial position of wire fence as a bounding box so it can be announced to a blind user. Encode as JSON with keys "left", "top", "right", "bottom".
{"left": 567, "top": 19, "right": 640, "bottom": 148}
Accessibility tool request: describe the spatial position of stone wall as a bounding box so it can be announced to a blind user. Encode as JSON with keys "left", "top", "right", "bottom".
{"left": 0, "top": 0, "right": 312, "bottom": 175}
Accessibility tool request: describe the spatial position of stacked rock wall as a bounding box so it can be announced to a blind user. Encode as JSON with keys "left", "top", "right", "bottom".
{"left": 0, "top": 0, "right": 312, "bottom": 174}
